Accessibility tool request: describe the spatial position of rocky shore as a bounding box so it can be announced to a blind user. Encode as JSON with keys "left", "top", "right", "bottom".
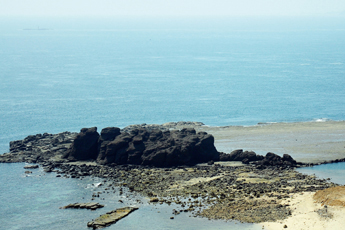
{"left": 0, "top": 122, "right": 341, "bottom": 225}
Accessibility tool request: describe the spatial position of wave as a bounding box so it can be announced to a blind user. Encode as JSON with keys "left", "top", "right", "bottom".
{"left": 312, "top": 118, "right": 331, "bottom": 122}
{"left": 254, "top": 118, "right": 343, "bottom": 126}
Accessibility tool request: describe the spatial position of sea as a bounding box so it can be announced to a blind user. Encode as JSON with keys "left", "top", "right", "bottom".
{"left": 0, "top": 16, "right": 345, "bottom": 229}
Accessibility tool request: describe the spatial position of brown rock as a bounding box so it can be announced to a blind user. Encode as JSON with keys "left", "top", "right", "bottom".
{"left": 87, "top": 207, "right": 138, "bottom": 229}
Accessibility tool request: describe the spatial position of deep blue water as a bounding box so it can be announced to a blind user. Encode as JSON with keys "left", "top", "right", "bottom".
{"left": 0, "top": 16, "right": 345, "bottom": 229}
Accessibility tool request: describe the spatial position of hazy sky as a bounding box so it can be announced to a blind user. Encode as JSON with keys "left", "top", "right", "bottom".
{"left": 1, "top": 0, "right": 345, "bottom": 17}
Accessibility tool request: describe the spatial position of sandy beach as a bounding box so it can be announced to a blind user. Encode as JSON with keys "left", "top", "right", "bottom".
{"left": 262, "top": 188, "right": 345, "bottom": 230}
{"left": 192, "top": 120, "right": 345, "bottom": 163}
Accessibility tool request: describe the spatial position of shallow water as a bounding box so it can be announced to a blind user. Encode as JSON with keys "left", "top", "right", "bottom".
{"left": 0, "top": 163, "right": 261, "bottom": 230}
{"left": 297, "top": 162, "right": 345, "bottom": 185}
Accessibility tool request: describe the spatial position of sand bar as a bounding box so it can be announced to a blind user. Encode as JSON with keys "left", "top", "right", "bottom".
{"left": 193, "top": 121, "right": 345, "bottom": 163}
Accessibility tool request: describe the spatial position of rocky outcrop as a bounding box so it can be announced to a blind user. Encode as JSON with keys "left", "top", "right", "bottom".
{"left": 121, "top": 121, "right": 204, "bottom": 133}
{"left": 0, "top": 131, "right": 77, "bottom": 163}
{"left": 219, "top": 149, "right": 264, "bottom": 162}
{"left": 97, "top": 127, "right": 121, "bottom": 163}
{"left": 64, "top": 127, "right": 99, "bottom": 161}
{"left": 1, "top": 122, "right": 301, "bottom": 168}
{"left": 254, "top": 152, "right": 297, "bottom": 167}
{"left": 87, "top": 207, "right": 138, "bottom": 229}
{"left": 219, "top": 150, "right": 298, "bottom": 167}
{"left": 68, "top": 127, "right": 219, "bottom": 167}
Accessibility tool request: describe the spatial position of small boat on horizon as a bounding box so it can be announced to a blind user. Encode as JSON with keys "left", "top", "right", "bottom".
{"left": 23, "top": 26, "right": 50, "bottom": 31}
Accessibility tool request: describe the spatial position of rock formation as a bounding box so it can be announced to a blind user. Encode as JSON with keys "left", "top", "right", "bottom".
{"left": 255, "top": 152, "right": 297, "bottom": 167}
{"left": 219, "top": 149, "right": 298, "bottom": 167}
{"left": 64, "top": 127, "right": 220, "bottom": 167}
{"left": 64, "top": 127, "right": 99, "bottom": 161}
{"left": 0, "top": 122, "right": 302, "bottom": 168}
{"left": 219, "top": 149, "right": 264, "bottom": 162}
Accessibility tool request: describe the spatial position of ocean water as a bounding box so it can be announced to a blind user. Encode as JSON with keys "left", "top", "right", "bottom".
{"left": 0, "top": 16, "right": 345, "bottom": 229}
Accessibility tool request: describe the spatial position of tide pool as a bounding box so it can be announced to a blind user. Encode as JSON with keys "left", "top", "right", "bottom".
{"left": 297, "top": 162, "right": 345, "bottom": 185}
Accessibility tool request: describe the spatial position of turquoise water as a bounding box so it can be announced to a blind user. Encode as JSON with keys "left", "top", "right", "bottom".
{"left": 297, "top": 162, "right": 345, "bottom": 185}
{"left": 1, "top": 16, "right": 345, "bottom": 229}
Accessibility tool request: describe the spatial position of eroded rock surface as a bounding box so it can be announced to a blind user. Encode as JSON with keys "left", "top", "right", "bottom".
{"left": 64, "top": 127, "right": 99, "bottom": 161}
{"left": 0, "top": 131, "right": 77, "bottom": 163}
{"left": 87, "top": 207, "right": 138, "bottom": 229}
{"left": 63, "top": 127, "right": 219, "bottom": 167}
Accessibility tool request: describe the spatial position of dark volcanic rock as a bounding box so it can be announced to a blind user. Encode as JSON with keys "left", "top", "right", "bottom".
{"left": 219, "top": 149, "right": 264, "bottom": 162}
{"left": 219, "top": 150, "right": 297, "bottom": 167}
{"left": 64, "top": 127, "right": 100, "bottom": 161}
{"left": 255, "top": 152, "right": 297, "bottom": 167}
{"left": 97, "top": 127, "right": 219, "bottom": 167}
{"left": 63, "top": 126, "right": 219, "bottom": 167}
{"left": 1, "top": 131, "right": 77, "bottom": 163}
{"left": 97, "top": 127, "right": 121, "bottom": 163}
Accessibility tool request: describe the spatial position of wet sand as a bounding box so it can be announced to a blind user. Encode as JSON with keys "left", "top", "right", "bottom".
{"left": 193, "top": 121, "right": 345, "bottom": 163}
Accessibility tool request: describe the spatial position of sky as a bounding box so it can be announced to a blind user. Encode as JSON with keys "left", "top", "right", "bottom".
{"left": 1, "top": 0, "right": 345, "bottom": 18}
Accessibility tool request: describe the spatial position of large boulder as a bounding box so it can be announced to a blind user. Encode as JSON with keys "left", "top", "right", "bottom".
{"left": 64, "top": 127, "right": 100, "bottom": 161}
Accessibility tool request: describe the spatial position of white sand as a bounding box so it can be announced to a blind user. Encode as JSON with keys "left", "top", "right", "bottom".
{"left": 262, "top": 192, "right": 345, "bottom": 230}
{"left": 194, "top": 121, "right": 345, "bottom": 163}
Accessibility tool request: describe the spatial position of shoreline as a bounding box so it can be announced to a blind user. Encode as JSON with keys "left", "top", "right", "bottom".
{"left": 1, "top": 120, "right": 345, "bottom": 228}
{"left": 126, "top": 120, "right": 345, "bottom": 164}
{"left": 262, "top": 190, "right": 345, "bottom": 230}
{"left": 195, "top": 120, "right": 345, "bottom": 164}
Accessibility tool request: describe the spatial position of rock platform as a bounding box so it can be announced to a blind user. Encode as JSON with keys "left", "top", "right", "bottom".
{"left": 87, "top": 207, "right": 138, "bottom": 229}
